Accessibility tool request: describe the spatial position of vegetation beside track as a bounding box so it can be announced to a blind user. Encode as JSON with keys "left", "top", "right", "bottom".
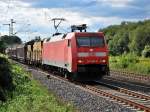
{"left": 0, "top": 55, "right": 75, "bottom": 112}
{"left": 100, "top": 19, "right": 150, "bottom": 57}
{"left": 110, "top": 54, "right": 150, "bottom": 75}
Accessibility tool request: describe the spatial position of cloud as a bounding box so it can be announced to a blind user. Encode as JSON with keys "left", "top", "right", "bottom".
{"left": 23, "top": 0, "right": 96, "bottom": 8}
{"left": 98, "top": 0, "right": 134, "bottom": 7}
{"left": 0, "top": 0, "right": 149, "bottom": 41}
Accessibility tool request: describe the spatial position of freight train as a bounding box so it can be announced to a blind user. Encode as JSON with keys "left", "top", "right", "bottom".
{"left": 7, "top": 24, "right": 109, "bottom": 81}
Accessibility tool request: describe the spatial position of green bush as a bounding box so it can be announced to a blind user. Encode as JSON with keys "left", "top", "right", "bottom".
{"left": 142, "top": 45, "right": 150, "bottom": 57}
{"left": 0, "top": 57, "right": 14, "bottom": 101}
{"left": 110, "top": 53, "right": 138, "bottom": 69}
{"left": 110, "top": 54, "right": 150, "bottom": 75}
{"left": 128, "top": 62, "right": 150, "bottom": 74}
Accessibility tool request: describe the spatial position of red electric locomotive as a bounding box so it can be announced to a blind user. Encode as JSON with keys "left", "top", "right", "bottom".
{"left": 42, "top": 24, "right": 109, "bottom": 81}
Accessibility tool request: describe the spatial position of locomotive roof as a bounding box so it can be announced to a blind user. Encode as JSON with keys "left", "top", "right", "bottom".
{"left": 44, "top": 33, "right": 68, "bottom": 43}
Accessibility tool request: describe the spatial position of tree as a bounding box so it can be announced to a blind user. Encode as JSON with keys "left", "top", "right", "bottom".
{"left": 0, "top": 35, "right": 22, "bottom": 46}
{"left": 0, "top": 41, "right": 7, "bottom": 53}
{"left": 100, "top": 19, "right": 150, "bottom": 56}
{"left": 130, "top": 26, "right": 150, "bottom": 55}
{"left": 0, "top": 35, "right": 22, "bottom": 53}
{"left": 108, "top": 30, "right": 129, "bottom": 55}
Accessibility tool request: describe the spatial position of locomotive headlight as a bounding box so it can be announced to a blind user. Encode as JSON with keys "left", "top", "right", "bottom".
{"left": 100, "top": 59, "right": 106, "bottom": 63}
{"left": 78, "top": 60, "right": 83, "bottom": 63}
{"left": 102, "top": 59, "right": 106, "bottom": 63}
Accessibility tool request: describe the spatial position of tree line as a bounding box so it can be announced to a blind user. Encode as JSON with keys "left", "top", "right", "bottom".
{"left": 0, "top": 35, "right": 22, "bottom": 53}
{"left": 100, "top": 19, "right": 150, "bottom": 57}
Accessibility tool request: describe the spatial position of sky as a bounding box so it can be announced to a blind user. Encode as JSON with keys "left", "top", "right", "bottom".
{"left": 0, "top": 0, "right": 150, "bottom": 42}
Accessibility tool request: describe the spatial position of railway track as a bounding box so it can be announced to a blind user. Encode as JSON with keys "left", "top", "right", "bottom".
{"left": 110, "top": 70, "right": 150, "bottom": 84}
{"left": 96, "top": 81, "right": 150, "bottom": 100}
{"left": 100, "top": 77, "right": 150, "bottom": 94}
{"left": 17, "top": 61, "right": 150, "bottom": 112}
{"left": 85, "top": 85, "right": 150, "bottom": 112}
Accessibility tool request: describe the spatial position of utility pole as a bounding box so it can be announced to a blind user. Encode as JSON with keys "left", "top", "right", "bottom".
{"left": 3, "top": 23, "right": 10, "bottom": 36}
{"left": 10, "top": 19, "right": 16, "bottom": 36}
{"left": 3, "top": 19, "right": 16, "bottom": 36}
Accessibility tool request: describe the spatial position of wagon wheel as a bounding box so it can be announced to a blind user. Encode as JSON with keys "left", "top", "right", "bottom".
{"left": 64, "top": 73, "right": 68, "bottom": 79}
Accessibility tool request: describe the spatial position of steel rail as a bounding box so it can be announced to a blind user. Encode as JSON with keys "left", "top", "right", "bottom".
{"left": 85, "top": 85, "right": 150, "bottom": 112}
{"left": 96, "top": 81, "right": 150, "bottom": 100}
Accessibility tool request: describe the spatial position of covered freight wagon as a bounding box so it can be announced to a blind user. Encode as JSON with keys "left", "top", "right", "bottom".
{"left": 32, "top": 41, "right": 43, "bottom": 65}
{"left": 26, "top": 40, "right": 36, "bottom": 64}
{"left": 16, "top": 44, "right": 26, "bottom": 62}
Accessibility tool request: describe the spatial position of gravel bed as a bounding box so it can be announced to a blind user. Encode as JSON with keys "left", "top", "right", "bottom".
{"left": 25, "top": 67, "right": 136, "bottom": 112}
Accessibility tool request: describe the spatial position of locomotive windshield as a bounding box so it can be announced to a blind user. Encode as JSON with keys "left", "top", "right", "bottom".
{"left": 77, "top": 37, "right": 104, "bottom": 47}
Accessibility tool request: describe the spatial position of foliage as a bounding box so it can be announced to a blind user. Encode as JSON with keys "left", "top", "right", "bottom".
{"left": 142, "top": 45, "right": 150, "bottom": 57}
{"left": 110, "top": 54, "right": 150, "bottom": 75}
{"left": 0, "top": 57, "right": 75, "bottom": 112}
{"left": 0, "top": 41, "right": 7, "bottom": 53}
{"left": 108, "top": 31, "right": 129, "bottom": 55}
{"left": 100, "top": 19, "right": 150, "bottom": 56}
{"left": 0, "top": 35, "right": 22, "bottom": 45}
{"left": 0, "top": 35, "right": 22, "bottom": 53}
{"left": 0, "top": 56, "right": 14, "bottom": 101}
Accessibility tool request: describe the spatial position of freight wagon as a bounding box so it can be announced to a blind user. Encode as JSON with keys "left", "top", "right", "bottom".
{"left": 16, "top": 44, "right": 26, "bottom": 62}
{"left": 32, "top": 41, "right": 43, "bottom": 65}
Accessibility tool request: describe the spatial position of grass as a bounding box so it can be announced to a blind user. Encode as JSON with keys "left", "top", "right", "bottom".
{"left": 0, "top": 55, "right": 75, "bottom": 112}
{"left": 109, "top": 54, "right": 150, "bottom": 76}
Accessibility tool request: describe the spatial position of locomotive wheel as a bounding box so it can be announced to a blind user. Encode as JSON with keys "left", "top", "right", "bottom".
{"left": 68, "top": 72, "right": 77, "bottom": 82}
